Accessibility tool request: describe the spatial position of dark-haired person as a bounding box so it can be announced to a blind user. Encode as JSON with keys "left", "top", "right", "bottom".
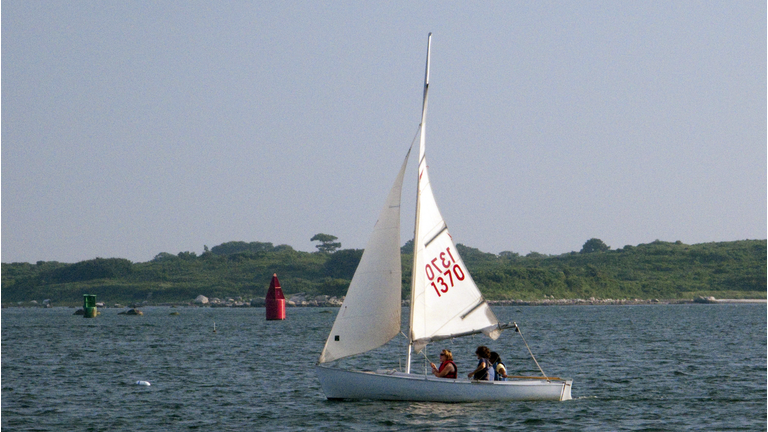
{"left": 430, "top": 349, "right": 457, "bottom": 378}
{"left": 467, "top": 345, "right": 494, "bottom": 380}
{"left": 490, "top": 351, "right": 507, "bottom": 381}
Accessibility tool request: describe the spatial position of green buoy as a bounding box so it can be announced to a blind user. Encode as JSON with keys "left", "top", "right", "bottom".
{"left": 83, "top": 294, "right": 98, "bottom": 318}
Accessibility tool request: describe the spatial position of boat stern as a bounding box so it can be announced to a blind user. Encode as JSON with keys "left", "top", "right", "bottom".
{"left": 560, "top": 379, "right": 573, "bottom": 401}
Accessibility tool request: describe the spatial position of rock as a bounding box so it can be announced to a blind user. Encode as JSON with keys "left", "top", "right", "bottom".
{"left": 288, "top": 294, "right": 306, "bottom": 304}
{"left": 194, "top": 295, "right": 209, "bottom": 305}
{"left": 326, "top": 297, "right": 343, "bottom": 306}
{"left": 118, "top": 308, "right": 143, "bottom": 316}
{"left": 74, "top": 309, "right": 85, "bottom": 315}
{"left": 694, "top": 296, "right": 717, "bottom": 304}
{"left": 250, "top": 298, "right": 266, "bottom": 307}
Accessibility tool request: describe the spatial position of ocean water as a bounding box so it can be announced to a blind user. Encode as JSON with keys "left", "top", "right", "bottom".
{"left": 2, "top": 304, "right": 765, "bottom": 431}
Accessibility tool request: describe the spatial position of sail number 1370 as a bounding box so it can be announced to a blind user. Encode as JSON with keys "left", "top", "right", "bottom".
{"left": 426, "top": 247, "right": 465, "bottom": 297}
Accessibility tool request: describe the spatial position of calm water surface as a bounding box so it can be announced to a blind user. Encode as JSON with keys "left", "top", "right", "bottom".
{"left": 2, "top": 305, "right": 765, "bottom": 431}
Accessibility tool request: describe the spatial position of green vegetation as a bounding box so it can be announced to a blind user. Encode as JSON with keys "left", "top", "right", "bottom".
{"left": 2, "top": 239, "right": 765, "bottom": 306}
{"left": 462, "top": 240, "right": 766, "bottom": 301}
{"left": 310, "top": 233, "right": 342, "bottom": 254}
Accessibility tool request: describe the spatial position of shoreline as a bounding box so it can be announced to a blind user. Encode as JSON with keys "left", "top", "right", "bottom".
{"left": 487, "top": 298, "right": 767, "bottom": 306}
{"left": 5, "top": 297, "right": 764, "bottom": 309}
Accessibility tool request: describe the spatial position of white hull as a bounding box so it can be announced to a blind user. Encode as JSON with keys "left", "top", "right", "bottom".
{"left": 316, "top": 365, "right": 572, "bottom": 402}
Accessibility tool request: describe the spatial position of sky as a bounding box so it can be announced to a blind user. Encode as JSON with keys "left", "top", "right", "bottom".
{"left": 2, "top": 1, "right": 766, "bottom": 264}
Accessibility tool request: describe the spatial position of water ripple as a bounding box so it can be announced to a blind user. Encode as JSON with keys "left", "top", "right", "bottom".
{"left": 2, "top": 305, "right": 765, "bottom": 431}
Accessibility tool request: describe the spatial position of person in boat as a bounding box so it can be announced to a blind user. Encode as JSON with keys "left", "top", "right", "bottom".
{"left": 467, "top": 345, "right": 494, "bottom": 380}
{"left": 430, "top": 349, "right": 458, "bottom": 378}
{"left": 490, "top": 351, "right": 507, "bottom": 381}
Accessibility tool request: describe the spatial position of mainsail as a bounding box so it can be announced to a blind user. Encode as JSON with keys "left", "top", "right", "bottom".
{"left": 318, "top": 147, "right": 411, "bottom": 363}
{"left": 409, "top": 33, "right": 501, "bottom": 354}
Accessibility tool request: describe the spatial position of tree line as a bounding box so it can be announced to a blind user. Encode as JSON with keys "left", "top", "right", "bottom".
{"left": 2, "top": 237, "right": 765, "bottom": 306}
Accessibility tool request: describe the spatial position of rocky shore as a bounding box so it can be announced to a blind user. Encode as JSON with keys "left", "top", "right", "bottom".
{"left": 488, "top": 297, "right": 689, "bottom": 306}
{"left": 5, "top": 295, "right": 763, "bottom": 309}
{"left": 247, "top": 295, "right": 766, "bottom": 307}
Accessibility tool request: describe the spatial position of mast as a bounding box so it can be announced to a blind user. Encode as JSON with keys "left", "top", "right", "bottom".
{"left": 406, "top": 32, "right": 431, "bottom": 374}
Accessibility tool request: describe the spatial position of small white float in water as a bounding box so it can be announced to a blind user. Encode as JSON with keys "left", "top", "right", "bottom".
{"left": 135, "top": 381, "right": 151, "bottom": 386}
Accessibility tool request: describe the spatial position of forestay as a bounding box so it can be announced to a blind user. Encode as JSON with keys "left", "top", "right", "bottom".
{"left": 318, "top": 148, "right": 411, "bottom": 363}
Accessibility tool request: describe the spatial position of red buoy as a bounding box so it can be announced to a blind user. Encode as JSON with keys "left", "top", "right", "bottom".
{"left": 265, "top": 273, "right": 286, "bottom": 320}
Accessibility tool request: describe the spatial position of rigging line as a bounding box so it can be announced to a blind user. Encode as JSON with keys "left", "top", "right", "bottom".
{"left": 409, "top": 125, "right": 421, "bottom": 150}
{"left": 419, "top": 348, "right": 432, "bottom": 364}
{"left": 514, "top": 322, "right": 548, "bottom": 378}
{"left": 419, "top": 349, "right": 434, "bottom": 377}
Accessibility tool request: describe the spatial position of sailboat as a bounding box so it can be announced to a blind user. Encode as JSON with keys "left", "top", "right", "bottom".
{"left": 315, "top": 34, "right": 573, "bottom": 402}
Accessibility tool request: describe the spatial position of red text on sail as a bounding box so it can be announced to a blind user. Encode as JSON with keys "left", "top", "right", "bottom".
{"left": 425, "top": 247, "right": 465, "bottom": 297}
